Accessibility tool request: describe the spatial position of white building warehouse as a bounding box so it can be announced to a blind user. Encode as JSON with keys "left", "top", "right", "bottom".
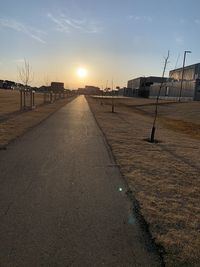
{"left": 149, "top": 63, "right": 200, "bottom": 101}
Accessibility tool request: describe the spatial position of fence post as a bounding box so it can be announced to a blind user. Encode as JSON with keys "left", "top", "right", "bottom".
{"left": 30, "top": 90, "right": 32, "bottom": 109}
{"left": 44, "top": 92, "right": 45, "bottom": 104}
{"left": 33, "top": 91, "right": 35, "bottom": 107}
{"left": 23, "top": 90, "right": 26, "bottom": 108}
{"left": 20, "top": 90, "right": 23, "bottom": 110}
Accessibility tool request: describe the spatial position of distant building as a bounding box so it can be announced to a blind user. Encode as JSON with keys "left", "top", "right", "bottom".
{"left": 77, "top": 88, "right": 85, "bottom": 95}
{"left": 149, "top": 63, "right": 200, "bottom": 100}
{"left": 127, "top": 76, "right": 167, "bottom": 97}
{"left": 78, "top": 85, "right": 101, "bottom": 95}
{"left": 118, "top": 87, "right": 126, "bottom": 96}
{"left": 0, "top": 80, "right": 3, "bottom": 88}
{"left": 85, "top": 85, "right": 101, "bottom": 95}
{"left": 51, "top": 82, "right": 64, "bottom": 92}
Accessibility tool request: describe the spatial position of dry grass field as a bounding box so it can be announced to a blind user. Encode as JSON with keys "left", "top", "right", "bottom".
{"left": 0, "top": 89, "right": 44, "bottom": 118}
{"left": 0, "top": 90, "right": 20, "bottom": 115}
{"left": 0, "top": 89, "right": 76, "bottom": 146}
{"left": 87, "top": 96, "right": 200, "bottom": 267}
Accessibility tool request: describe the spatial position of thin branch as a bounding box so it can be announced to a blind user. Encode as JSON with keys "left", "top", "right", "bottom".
{"left": 150, "top": 50, "right": 170, "bottom": 142}
{"left": 18, "top": 58, "right": 34, "bottom": 87}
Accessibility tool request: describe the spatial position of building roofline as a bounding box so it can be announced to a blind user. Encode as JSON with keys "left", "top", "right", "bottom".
{"left": 128, "top": 76, "right": 167, "bottom": 81}
{"left": 170, "top": 63, "right": 200, "bottom": 72}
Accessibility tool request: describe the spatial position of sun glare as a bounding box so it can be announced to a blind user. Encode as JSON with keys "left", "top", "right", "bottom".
{"left": 77, "top": 68, "right": 87, "bottom": 78}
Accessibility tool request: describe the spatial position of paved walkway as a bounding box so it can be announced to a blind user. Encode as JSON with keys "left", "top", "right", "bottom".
{"left": 0, "top": 96, "right": 161, "bottom": 266}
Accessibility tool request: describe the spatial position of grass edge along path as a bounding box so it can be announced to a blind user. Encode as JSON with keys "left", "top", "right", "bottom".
{"left": 0, "top": 96, "right": 77, "bottom": 147}
{"left": 86, "top": 96, "right": 200, "bottom": 267}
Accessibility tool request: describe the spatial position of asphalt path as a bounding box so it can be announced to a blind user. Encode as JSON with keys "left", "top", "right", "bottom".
{"left": 0, "top": 96, "right": 161, "bottom": 266}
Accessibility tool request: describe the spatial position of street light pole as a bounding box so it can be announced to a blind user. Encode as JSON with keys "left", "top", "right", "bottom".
{"left": 178, "top": 50, "right": 191, "bottom": 102}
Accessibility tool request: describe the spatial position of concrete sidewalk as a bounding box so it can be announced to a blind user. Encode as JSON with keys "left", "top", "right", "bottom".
{"left": 0, "top": 96, "right": 161, "bottom": 266}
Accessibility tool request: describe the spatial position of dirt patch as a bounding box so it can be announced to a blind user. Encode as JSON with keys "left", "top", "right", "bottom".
{"left": 87, "top": 96, "right": 200, "bottom": 267}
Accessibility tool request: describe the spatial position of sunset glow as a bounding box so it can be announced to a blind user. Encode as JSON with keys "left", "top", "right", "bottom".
{"left": 77, "top": 68, "right": 88, "bottom": 79}
{"left": 0, "top": 0, "right": 198, "bottom": 89}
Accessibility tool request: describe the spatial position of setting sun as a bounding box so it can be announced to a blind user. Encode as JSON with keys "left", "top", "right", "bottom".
{"left": 77, "top": 68, "right": 88, "bottom": 78}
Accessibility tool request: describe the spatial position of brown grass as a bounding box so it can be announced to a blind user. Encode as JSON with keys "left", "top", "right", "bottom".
{"left": 0, "top": 89, "right": 44, "bottom": 117}
{"left": 0, "top": 89, "right": 76, "bottom": 145}
{"left": 0, "top": 90, "right": 21, "bottom": 115}
{"left": 97, "top": 97, "right": 200, "bottom": 140}
{"left": 87, "top": 96, "right": 200, "bottom": 266}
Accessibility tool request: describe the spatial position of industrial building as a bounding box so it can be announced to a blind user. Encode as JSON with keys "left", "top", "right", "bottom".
{"left": 127, "top": 76, "right": 167, "bottom": 97}
{"left": 51, "top": 82, "right": 64, "bottom": 92}
{"left": 77, "top": 85, "right": 101, "bottom": 95}
{"left": 149, "top": 63, "right": 200, "bottom": 100}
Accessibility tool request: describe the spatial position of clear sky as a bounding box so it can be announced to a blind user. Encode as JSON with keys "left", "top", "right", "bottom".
{"left": 0, "top": 0, "right": 200, "bottom": 89}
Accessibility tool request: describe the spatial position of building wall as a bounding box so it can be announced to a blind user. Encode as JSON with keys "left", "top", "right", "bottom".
{"left": 124, "top": 88, "right": 139, "bottom": 97}
{"left": 195, "top": 64, "right": 200, "bottom": 79}
{"left": 85, "top": 86, "right": 100, "bottom": 95}
{"left": 167, "top": 63, "right": 200, "bottom": 100}
{"left": 127, "top": 78, "right": 142, "bottom": 90}
{"left": 194, "top": 79, "right": 200, "bottom": 100}
{"left": 127, "top": 76, "right": 167, "bottom": 98}
{"left": 118, "top": 88, "right": 125, "bottom": 96}
{"left": 149, "top": 80, "right": 196, "bottom": 100}
{"left": 51, "top": 82, "right": 64, "bottom": 91}
{"left": 78, "top": 86, "right": 101, "bottom": 95}
{"left": 169, "top": 64, "right": 200, "bottom": 81}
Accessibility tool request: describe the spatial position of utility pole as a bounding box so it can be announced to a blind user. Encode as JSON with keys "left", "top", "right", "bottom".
{"left": 150, "top": 50, "right": 170, "bottom": 143}
{"left": 178, "top": 50, "right": 191, "bottom": 102}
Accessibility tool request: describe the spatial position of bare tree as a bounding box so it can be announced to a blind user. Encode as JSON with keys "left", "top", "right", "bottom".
{"left": 43, "top": 74, "right": 53, "bottom": 103}
{"left": 18, "top": 59, "right": 34, "bottom": 88}
{"left": 18, "top": 59, "right": 34, "bottom": 109}
{"left": 44, "top": 74, "right": 50, "bottom": 87}
{"left": 150, "top": 50, "right": 170, "bottom": 143}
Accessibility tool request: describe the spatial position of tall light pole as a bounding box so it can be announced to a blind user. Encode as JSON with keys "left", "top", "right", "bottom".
{"left": 178, "top": 50, "right": 191, "bottom": 102}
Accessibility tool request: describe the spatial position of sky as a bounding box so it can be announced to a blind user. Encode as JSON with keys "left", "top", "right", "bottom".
{"left": 0, "top": 0, "right": 200, "bottom": 89}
